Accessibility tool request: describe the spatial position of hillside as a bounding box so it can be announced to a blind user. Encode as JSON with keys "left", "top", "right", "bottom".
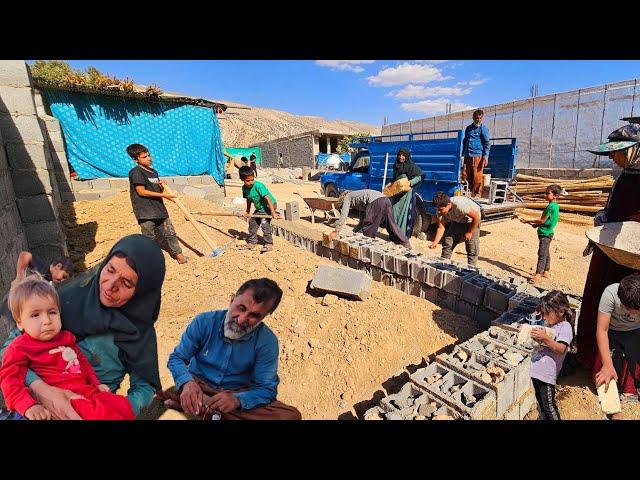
{"left": 216, "top": 100, "right": 381, "bottom": 147}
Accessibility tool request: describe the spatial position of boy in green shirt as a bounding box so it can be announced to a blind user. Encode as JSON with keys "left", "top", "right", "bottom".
{"left": 521, "top": 184, "right": 564, "bottom": 283}
{"left": 240, "top": 166, "right": 280, "bottom": 253}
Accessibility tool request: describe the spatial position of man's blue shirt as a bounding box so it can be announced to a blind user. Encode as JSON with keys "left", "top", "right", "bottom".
{"left": 167, "top": 310, "right": 280, "bottom": 411}
{"left": 462, "top": 123, "right": 491, "bottom": 158}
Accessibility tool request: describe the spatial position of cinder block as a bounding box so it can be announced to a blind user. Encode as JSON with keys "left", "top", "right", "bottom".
{"left": 454, "top": 299, "right": 477, "bottom": 319}
{"left": 393, "top": 275, "right": 408, "bottom": 293}
{"left": 382, "top": 251, "right": 397, "bottom": 273}
{"left": 349, "top": 243, "right": 362, "bottom": 260}
{"left": 474, "top": 308, "right": 498, "bottom": 330}
{"left": 442, "top": 267, "right": 478, "bottom": 296}
{"left": 421, "top": 284, "right": 438, "bottom": 303}
{"left": 38, "top": 115, "right": 61, "bottom": 133}
{"left": 53, "top": 171, "right": 72, "bottom": 193}
{"left": 108, "top": 178, "right": 129, "bottom": 190}
{"left": 425, "top": 260, "right": 455, "bottom": 288}
{"left": 370, "top": 266, "right": 383, "bottom": 282}
{"left": 0, "top": 86, "right": 37, "bottom": 114}
{"left": 0, "top": 61, "right": 32, "bottom": 87}
{"left": 181, "top": 185, "right": 208, "bottom": 198}
{"left": 460, "top": 335, "right": 532, "bottom": 400}
{"left": 484, "top": 282, "right": 517, "bottom": 314}
{"left": 359, "top": 244, "right": 372, "bottom": 263}
{"left": 518, "top": 387, "right": 536, "bottom": 420}
{"left": 24, "top": 221, "right": 65, "bottom": 247}
{"left": 437, "top": 349, "right": 517, "bottom": 418}
{"left": 508, "top": 291, "right": 541, "bottom": 312}
{"left": 381, "top": 272, "right": 395, "bottom": 287}
{"left": 285, "top": 201, "right": 300, "bottom": 221}
{"left": 502, "top": 401, "right": 519, "bottom": 420}
{"left": 5, "top": 143, "right": 51, "bottom": 170}
{"left": 329, "top": 249, "right": 341, "bottom": 263}
{"left": 409, "top": 280, "right": 422, "bottom": 297}
{"left": 461, "top": 276, "right": 496, "bottom": 306}
{"left": 322, "top": 233, "right": 335, "bottom": 249}
{"left": 16, "top": 195, "right": 57, "bottom": 223}
{"left": 11, "top": 169, "right": 53, "bottom": 196}
{"left": 347, "top": 257, "right": 359, "bottom": 270}
{"left": 30, "top": 243, "right": 67, "bottom": 262}
{"left": 370, "top": 248, "right": 385, "bottom": 268}
{"left": 410, "top": 258, "right": 429, "bottom": 282}
{"left": 379, "top": 382, "right": 464, "bottom": 420}
{"left": 491, "top": 312, "right": 527, "bottom": 331}
{"left": 0, "top": 209, "right": 19, "bottom": 241}
{"left": 310, "top": 264, "right": 372, "bottom": 300}
{"left": 410, "top": 363, "right": 497, "bottom": 419}
{"left": 0, "top": 114, "right": 45, "bottom": 143}
{"left": 482, "top": 326, "right": 535, "bottom": 356}
{"left": 170, "top": 176, "right": 188, "bottom": 185}
{"left": 337, "top": 238, "right": 350, "bottom": 256}
{"left": 435, "top": 289, "right": 457, "bottom": 311}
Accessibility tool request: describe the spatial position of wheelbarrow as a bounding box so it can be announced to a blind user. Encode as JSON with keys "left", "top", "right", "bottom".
{"left": 293, "top": 192, "right": 341, "bottom": 224}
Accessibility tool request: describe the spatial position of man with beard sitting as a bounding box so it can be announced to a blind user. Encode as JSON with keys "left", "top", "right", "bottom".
{"left": 162, "top": 278, "right": 302, "bottom": 420}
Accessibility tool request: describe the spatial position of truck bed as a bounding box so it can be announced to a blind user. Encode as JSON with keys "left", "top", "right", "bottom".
{"left": 474, "top": 199, "right": 520, "bottom": 223}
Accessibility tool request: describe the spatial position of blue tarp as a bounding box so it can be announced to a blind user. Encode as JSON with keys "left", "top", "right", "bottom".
{"left": 316, "top": 152, "right": 350, "bottom": 165}
{"left": 42, "top": 90, "right": 226, "bottom": 185}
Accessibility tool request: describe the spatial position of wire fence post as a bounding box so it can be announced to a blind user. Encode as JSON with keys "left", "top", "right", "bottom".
{"left": 548, "top": 94, "right": 557, "bottom": 168}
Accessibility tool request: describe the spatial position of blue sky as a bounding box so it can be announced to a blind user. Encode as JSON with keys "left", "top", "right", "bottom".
{"left": 63, "top": 60, "right": 640, "bottom": 127}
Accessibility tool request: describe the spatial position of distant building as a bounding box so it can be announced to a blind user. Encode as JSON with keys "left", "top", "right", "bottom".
{"left": 252, "top": 129, "right": 353, "bottom": 168}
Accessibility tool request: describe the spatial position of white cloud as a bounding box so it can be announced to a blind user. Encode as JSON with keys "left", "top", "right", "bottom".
{"left": 456, "top": 77, "right": 488, "bottom": 86}
{"left": 400, "top": 98, "right": 476, "bottom": 115}
{"left": 389, "top": 84, "right": 471, "bottom": 99}
{"left": 367, "top": 63, "right": 452, "bottom": 87}
{"left": 315, "top": 60, "right": 375, "bottom": 73}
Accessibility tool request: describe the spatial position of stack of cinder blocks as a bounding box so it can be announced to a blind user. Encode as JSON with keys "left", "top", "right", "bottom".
{"left": 271, "top": 222, "right": 558, "bottom": 331}
{"left": 0, "top": 61, "right": 69, "bottom": 296}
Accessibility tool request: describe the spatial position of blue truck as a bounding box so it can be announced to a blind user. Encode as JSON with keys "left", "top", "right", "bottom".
{"left": 320, "top": 130, "right": 519, "bottom": 236}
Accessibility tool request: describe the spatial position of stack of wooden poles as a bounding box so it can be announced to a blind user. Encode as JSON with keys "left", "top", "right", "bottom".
{"left": 512, "top": 173, "right": 614, "bottom": 213}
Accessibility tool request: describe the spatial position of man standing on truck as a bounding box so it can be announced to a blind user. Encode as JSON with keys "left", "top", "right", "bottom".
{"left": 429, "top": 191, "right": 481, "bottom": 266}
{"left": 462, "top": 109, "right": 491, "bottom": 198}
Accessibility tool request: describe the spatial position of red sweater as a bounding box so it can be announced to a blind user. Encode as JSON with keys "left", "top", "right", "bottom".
{"left": 0, "top": 330, "right": 101, "bottom": 415}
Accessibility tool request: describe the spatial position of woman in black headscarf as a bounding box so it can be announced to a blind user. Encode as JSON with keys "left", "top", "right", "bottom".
{"left": 0, "top": 234, "right": 165, "bottom": 419}
{"left": 390, "top": 147, "right": 424, "bottom": 238}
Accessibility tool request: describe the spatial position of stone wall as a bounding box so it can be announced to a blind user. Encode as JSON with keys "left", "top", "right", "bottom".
{"left": 0, "top": 61, "right": 68, "bottom": 296}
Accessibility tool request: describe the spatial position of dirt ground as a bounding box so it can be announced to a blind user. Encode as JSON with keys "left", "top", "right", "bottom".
{"left": 59, "top": 178, "right": 640, "bottom": 420}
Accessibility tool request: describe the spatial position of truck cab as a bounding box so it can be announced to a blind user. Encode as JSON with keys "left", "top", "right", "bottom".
{"left": 320, "top": 130, "right": 518, "bottom": 235}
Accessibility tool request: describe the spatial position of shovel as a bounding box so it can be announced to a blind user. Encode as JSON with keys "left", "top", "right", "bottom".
{"left": 163, "top": 184, "right": 229, "bottom": 258}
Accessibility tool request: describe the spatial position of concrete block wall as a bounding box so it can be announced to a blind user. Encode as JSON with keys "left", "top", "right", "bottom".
{"left": 268, "top": 218, "right": 583, "bottom": 419}
{"left": 254, "top": 133, "right": 315, "bottom": 168}
{"left": 0, "top": 61, "right": 68, "bottom": 296}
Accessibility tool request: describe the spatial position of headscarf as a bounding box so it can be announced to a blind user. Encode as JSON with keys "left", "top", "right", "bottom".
{"left": 58, "top": 234, "right": 165, "bottom": 390}
{"left": 393, "top": 147, "right": 424, "bottom": 187}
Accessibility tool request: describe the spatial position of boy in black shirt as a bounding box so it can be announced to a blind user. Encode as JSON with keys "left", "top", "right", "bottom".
{"left": 127, "top": 143, "right": 187, "bottom": 264}
{"left": 15, "top": 251, "right": 74, "bottom": 283}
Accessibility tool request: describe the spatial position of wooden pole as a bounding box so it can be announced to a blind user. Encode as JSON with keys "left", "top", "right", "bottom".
{"left": 382, "top": 152, "right": 390, "bottom": 190}
{"left": 163, "top": 185, "right": 218, "bottom": 252}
